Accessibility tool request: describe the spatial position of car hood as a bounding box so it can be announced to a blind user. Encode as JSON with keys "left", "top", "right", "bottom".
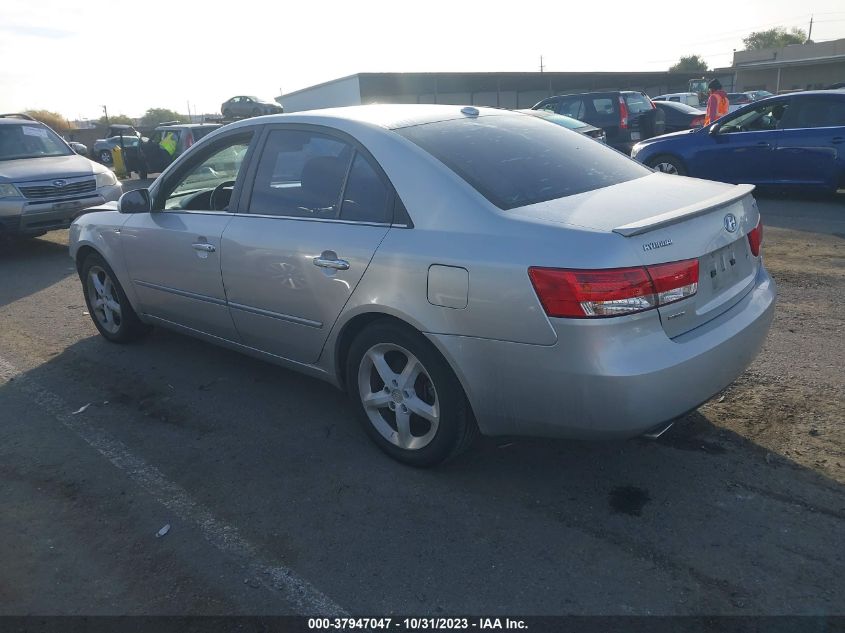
{"left": 507, "top": 172, "right": 740, "bottom": 233}
{"left": 0, "top": 154, "right": 104, "bottom": 183}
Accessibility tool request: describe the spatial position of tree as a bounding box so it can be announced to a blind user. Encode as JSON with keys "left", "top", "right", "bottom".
{"left": 140, "top": 108, "right": 188, "bottom": 127}
{"left": 669, "top": 55, "right": 709, "bottom": 73}
{"left": 24, "top": 109, "right": 70, "bottom": 133}
{"left": 743, "top": 27, "right": 807, "bottom": 51}
{"left": 98, "top": 114, "right": 134, "bottom": 126}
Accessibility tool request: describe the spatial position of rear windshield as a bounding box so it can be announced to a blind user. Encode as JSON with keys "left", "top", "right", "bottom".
{"left": 623, "top": 93, "right": 654, "bottom": 114}
{"left": 397, "top": 115, "right": 649, "bottom": 210}
{"left": 0, "top": 123, "right": 72, "bottom": 161}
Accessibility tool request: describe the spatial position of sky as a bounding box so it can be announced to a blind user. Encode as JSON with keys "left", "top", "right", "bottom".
{"left": 2, "top": 0, "right": 844, "bottom": 121}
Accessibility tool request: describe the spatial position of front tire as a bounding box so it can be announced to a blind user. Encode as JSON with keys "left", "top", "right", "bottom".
{"left": 80, "top": 253, "right": 149, "bottom": 343}
{"left": 648, "top": 154, "right": 687, "bottom": 176}
{"left": 346, "top": 321, "right": 478, "bottom": 467}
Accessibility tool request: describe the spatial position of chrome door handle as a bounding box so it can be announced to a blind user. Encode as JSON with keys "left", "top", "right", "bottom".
{"left": 192, "top": 243, "right": 216, "bottom": 253}
{"left": 313, "top": 256, "right": 349, "bottom": 270}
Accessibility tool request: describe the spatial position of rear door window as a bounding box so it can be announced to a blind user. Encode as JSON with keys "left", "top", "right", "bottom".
{"left": 623, "top": 93, "right": 653, "bottom": 114}
{"left": 789, "top": 97, "right": 845, "bottom": 129}
{"left": 397, "top": 114, "right": 649, "bottom": 210}
{"left": 248, "top": 129, "right": 353, "bottom": 218}
{"left": 557, "top": 98, "right": 586, "bottom": 119}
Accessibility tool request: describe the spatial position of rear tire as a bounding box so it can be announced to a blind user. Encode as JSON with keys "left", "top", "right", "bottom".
{"left": 99, "top": 150, "right": 113, "bottom": 165}
{"left": 80, "top": 252, "right": 150, "bottom": 343}
{"left": 346, "top": 320, "right": 478, "bottom": 467}
{"left": 648, "top": 154, "right": 687, "bottom": 176}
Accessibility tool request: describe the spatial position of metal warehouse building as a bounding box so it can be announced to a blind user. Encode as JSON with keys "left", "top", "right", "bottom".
{"left": 731, "top": 37, "right": 845, "bottom": 93}
{"left": 276, "top": 71, "right": 716, "bottom": 113}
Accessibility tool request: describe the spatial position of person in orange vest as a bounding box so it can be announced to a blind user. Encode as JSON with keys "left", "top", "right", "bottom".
{"left": 704, "top": 79, "right": 730, "bottom": 126}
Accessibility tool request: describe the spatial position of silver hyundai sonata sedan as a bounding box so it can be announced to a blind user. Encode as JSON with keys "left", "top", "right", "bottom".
{"left": 69, "top": 105, "right": 775, "bottom": 466}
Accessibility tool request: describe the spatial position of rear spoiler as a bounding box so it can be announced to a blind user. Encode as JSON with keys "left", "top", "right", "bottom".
{"left": 613, "top": 183, "right": 755, "bottom": 237}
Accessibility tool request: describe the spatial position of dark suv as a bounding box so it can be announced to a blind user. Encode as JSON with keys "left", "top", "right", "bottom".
{"left": 134, "top": 123, "right": 221, "bottom": 178}
{"left": 532, "top": 91, "right": 664, "bottom": 153}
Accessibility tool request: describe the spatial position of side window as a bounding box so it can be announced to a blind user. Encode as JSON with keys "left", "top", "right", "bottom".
{"left": 161, "top": 133, "right": 252, "bottom": 211}
{"left": 669, "top": 96, "right": 680, "bottom": 102}
{"left": 789, "top": 98, "right": 845, "bottom": 129}
{"left": 592, "top": 98, "right": 614, "bottom": 115}
{"left": 339, "top": 153, "right": 391, "bottom": 223}
{"left": 248, "top": 129, "right": 353, "bottom": 218}
{"left": 721, "top": 102, "right": 789, "bottom": 133}
{"left": 558, "top": 99, "right": 585, "bottom": 119}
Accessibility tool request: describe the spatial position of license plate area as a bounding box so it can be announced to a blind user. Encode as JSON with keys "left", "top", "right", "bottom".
{"left": 705, "top": 242, "right": 744, "bottom": 292}
{"left": 53, "top": 200, "right": 86, "bottom": 212}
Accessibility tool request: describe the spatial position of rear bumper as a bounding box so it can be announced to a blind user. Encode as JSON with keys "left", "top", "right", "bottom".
{"left": 427, "top": 265, "right": 776, "bottom": 439}
{"left": 0, "top": 185, "right": 122, "bottom": 235}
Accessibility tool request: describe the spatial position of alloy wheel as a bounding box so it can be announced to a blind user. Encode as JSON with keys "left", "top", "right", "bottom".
{"left": 357, "top": 343, "right": 440, "bottom": 451}
{"left": 86, "top": 265, "right": 122, "bottom": 334}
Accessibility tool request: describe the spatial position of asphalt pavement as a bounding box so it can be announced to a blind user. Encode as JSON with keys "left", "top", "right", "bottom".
{"left": 0, "top": 192, "right": 842, "bottom": 616}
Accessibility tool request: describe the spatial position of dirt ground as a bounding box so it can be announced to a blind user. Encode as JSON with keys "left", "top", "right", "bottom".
{"left": 700, "top": 222, "right": 844, "bottom": 484}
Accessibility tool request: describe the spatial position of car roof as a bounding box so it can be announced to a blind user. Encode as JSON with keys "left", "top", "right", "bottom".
{"left": 221, "top": 104, "right": 525, "bottom": 131}
{"left": 0, "top": 116, "right": 45, "bottom": 126}
{"left": 156, "top": 122, "right": 222, "bottom": 129}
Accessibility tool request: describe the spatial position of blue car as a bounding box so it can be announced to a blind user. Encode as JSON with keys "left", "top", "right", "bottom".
{"left": 631, "top": 90, "right": 845, "bottom": 193}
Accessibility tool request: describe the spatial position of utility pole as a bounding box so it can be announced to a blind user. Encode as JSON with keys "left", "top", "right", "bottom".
{"left": 539, "top": 55, "right": 545, "bottom": 73}
{"left": 187, "top": 100, "right": 192, "bottom": 122}
{"left": 101, "top": 105, "right": 109, "bottom": 124}
{"left": 807, "top": 15, "right": 814, "bottom": 43}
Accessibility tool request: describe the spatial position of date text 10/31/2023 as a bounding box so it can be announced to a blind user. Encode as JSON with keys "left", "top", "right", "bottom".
{"left": 307, "top": 618, "right": 528, "bottom": 630}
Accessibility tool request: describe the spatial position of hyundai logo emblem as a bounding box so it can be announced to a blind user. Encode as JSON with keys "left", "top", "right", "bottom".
{"left": 723, "top": 213, "right": 738, "bottom": 233}
{"left": 53, "top": 179, "right": 67, "bottom": 188}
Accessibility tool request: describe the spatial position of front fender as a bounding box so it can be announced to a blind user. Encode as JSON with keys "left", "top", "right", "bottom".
{"left": 69, "top": 211, "right": 141, "bottom": 314}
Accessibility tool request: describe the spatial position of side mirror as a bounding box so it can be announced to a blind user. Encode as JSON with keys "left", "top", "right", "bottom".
{"left": 118, "top": 188, "right": 152, "bottom": 214}
{"left": 70, "top": 142, "right": 87, "bottom": 155}
{"left": 708, "top": 123, "right": 721, "bottom": 136}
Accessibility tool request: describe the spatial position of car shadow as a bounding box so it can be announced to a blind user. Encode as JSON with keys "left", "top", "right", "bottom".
{"left": 0, "top": 234, "right": 76, "bottom": 309}
{"left": 2, "top": 328, "right": 843, "bottom": 615}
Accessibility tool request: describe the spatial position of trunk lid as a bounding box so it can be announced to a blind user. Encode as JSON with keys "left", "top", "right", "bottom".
{"left": 510, "top": 173, "right": 761, "bottom": 337}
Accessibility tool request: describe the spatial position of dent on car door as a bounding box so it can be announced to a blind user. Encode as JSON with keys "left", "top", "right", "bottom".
{"left": 121, "top": 131, "right": 255, "bottom": 340}
{"left": 772, "top": 96, "right": 845, "bottom": 188}
{"left": 221, "top": 127, "right": 393, "bottom": 364}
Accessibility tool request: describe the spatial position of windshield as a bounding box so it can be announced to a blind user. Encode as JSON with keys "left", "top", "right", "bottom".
{"left": 0, "top": 123, "right": 72, "bottom": 161}
{"left": 397, "top": 115, "right": 649, "bottom": 210}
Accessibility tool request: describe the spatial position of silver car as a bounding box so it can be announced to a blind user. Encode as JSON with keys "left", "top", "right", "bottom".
{"left": 69, "top": 105, "right": 775, "bottom": 466}
{"left": 1, "top": 115, "right": 122, "bottom": 238}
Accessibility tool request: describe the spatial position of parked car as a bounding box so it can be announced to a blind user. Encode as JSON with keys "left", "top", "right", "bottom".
{"left": 516, "top": 109, "right": 606, "bottom": 142}
{"left": 93, "top": 135, "right": 140, "bottom": 165}
{"left": 727, "top": 92, "right": 753, "bottom": 112}
{"left": 0, "top": 114, "right": 121, "bottom": 238}
{"left": 221, "top": 96, "right": 283, "bottom": 119}
{"left": 532, "top": 91, "right": 665, "bottom": 153}
{"left": 69, "top": 104, "right": 775, "bottom": 466}
{"left": 745, "top": 90, "right": 774, "bottom": 101}
{"left": 136, "top": 123, "right": 222, "bottom": 178}
{"left": 652, "top": 92, "right": 702, "bottom": 107}
{"left": 653, "top": 101, "right": 706, "bottom": 133}
{"left": 631, "top": 90, "right": 845, "bottom": 192}
{"left": 92, "top": 124, "right": 142, "bottom": 165}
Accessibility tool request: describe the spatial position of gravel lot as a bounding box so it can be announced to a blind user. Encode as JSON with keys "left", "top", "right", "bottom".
{"left": 0, "top": 190, "right": 842, "bottom": 616}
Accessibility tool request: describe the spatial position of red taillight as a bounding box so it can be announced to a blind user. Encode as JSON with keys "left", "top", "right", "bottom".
{"left": 184, "top": 132, "right": 194, "bottom": 148}
{"left": 529, "top": 259, "right": 699, "bottom": 319}
{"left": 747, "top": 218, "right": 763, "bottom": 257}
{"left": 618, "top": 95, "right": 629, "bottom": 129}
{"left": 648, "top": 259, "right": 700, "bottom": 306}
{"left": 691, "top": 115, "right": 705, "bottom": 127}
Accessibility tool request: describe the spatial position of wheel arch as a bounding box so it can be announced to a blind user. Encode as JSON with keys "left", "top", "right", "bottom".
{"left": 330, "top": 311, "right": 476, "bottom": 419}
{"left": 647, "top": 152, "right": 688, "bottom": 175}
